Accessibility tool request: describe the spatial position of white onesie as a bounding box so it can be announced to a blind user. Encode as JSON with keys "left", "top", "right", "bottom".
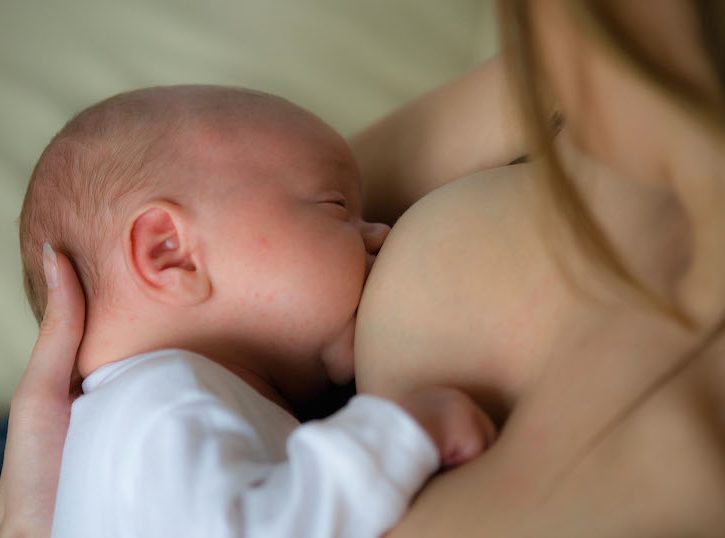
{"left": 51, "top": 348, "right": 438, "bottom": 538}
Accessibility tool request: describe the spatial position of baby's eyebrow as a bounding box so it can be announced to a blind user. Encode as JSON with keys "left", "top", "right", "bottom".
{"left": 317, "top": 155, "right": 356, "bottom": 186}
{"left": 323, "top": 154, "right": 353, "bottom": 173}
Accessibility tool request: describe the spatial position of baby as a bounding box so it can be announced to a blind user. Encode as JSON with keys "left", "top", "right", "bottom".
{"left": 19, "top": 86, "right": 494, "bottom": 538}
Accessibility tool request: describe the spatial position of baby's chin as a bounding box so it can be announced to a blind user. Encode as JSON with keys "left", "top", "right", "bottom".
{"left": 320, "top": 314, "right": 357, "bottom": 385}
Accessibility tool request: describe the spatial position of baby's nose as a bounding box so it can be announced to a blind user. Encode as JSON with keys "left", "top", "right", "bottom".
{"left": 362, "top": 221, "right": 391, "bottom": 255}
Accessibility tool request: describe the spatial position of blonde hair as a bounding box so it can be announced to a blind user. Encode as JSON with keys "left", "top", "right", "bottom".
{"left": 498, "top": 0, "right": 725, "bottom": 476}
{"left": 499, "top": 0, "right": 725, "bottom": 329}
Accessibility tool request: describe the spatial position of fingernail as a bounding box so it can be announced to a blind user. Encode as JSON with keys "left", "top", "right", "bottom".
{"left": 43, "top": 242, "right": 59, "bottom": 289}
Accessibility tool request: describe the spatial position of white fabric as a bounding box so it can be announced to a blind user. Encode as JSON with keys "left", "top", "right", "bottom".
{"left": 51, "top": 348, "right": 438, "bottom": 538}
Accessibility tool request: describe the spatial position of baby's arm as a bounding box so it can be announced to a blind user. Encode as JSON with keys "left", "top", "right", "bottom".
{"left": 127, "top": 388, "right": 493, "bottom": 538}
{"left": 350, "top": 54, "right": 525, "bottom": 224}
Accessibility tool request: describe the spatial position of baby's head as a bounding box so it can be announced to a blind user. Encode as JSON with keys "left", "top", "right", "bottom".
{"left": 20, "top": 85, "right": 389, "bottom": 401}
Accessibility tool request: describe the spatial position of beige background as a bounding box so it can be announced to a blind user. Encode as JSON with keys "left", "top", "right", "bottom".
{"left": 0, "top": 0, "right": 497, "bottom": 408}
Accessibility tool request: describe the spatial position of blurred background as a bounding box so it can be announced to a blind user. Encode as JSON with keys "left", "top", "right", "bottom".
{"left": 0, "top": 0, "right": 497, "bottom": 413}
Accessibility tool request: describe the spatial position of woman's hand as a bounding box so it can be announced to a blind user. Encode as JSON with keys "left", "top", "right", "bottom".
{"left": 0, "top": 246, "right": 85, "bottom": 538}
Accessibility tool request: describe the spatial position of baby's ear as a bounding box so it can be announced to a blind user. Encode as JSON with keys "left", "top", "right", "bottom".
{"left": 126, "top": 202, "right": 210, "bottom": 305}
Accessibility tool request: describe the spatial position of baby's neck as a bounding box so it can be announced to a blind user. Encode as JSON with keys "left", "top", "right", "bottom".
{"left": 76, "top": 313, "right": 293, "bottom": 413}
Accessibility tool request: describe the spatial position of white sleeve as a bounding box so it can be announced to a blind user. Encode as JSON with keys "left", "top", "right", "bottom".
{"left": 123, "top": 394, "right": 439, "bottom": 538}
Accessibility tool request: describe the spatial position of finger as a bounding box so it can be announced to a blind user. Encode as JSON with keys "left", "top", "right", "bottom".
{"left": 16, "top": 245, "right": 85, "bottom": 402}
{"left": 0, "top": 471, "right": 6, "bottom": 521}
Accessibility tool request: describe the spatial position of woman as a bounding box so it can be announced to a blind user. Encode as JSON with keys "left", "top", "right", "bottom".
{"left": 3, "top": 0, "right": 725, "bottom": 535}
{"left": 354, "top": 1, "right": 725, "bottom": 535}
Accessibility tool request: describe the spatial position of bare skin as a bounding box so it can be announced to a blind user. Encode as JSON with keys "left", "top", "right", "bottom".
{"left": 4, "top": 1, "right": 725, "bottom": 536}
{"left": 353, "top": 1, "right": 725, "bottom": 535}
{"left": 355, "top": 148, "right": 725, "bottom": 536}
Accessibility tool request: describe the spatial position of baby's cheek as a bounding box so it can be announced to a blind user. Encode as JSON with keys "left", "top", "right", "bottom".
{"left": 331, "top": 236, "right": 367, "bottom": 307}
{"left": 321, "top": 317, "right": 356, "bottom": 384}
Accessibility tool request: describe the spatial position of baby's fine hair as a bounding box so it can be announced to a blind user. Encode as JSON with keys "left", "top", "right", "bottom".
{"left": 19, "top": 85, "right": 287, "bottom": 323}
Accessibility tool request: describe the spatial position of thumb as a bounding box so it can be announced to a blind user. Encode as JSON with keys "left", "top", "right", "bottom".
{"left": 17, "top": 244, "right": 86, "bottom": 402}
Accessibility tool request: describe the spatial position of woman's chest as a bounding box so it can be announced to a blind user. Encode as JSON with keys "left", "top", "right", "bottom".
{"left": 498, "top": 338, "right": 725, "bottom": 537}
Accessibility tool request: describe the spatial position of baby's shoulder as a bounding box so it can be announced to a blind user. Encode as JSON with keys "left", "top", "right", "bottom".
{"left": 82, "top": 348, "right": 240, "bottom": 407}
{"left": 72, "top": 348, "right": 296, "bottom": 450}
{"left": 72, "top": 350, "right": 252, "bottom": 438}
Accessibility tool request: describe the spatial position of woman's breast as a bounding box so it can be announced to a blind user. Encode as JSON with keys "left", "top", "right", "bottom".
{"left": 354, "top": 164, "right": 571, "bottom": 417}
{"left": 355, "top": 162, "right": 725, "bottom": 536}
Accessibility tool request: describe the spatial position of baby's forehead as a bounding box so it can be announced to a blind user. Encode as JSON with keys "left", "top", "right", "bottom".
{"left": 176, "top": 107, "right": 355, "bottom": 180}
